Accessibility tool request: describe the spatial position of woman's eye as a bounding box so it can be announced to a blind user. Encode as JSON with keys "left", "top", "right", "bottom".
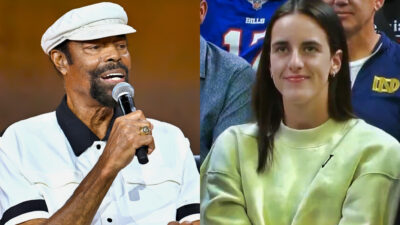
{"left": 304, "top": 46, "right": 317, "bottom": 53}
{"left": 275, "top": 46, "right": 287, "bottom": 53}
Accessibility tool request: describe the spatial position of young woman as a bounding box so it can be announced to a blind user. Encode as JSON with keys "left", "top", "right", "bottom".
{"left": 200, "top": 0, "right": 400, "bottom": 224}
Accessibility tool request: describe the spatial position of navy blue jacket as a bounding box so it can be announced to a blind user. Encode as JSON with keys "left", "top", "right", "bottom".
{"left": 352, "top": 33, "right": 400, "bottom": 141}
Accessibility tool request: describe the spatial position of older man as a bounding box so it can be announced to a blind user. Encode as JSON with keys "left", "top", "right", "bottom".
{"left": 323, "top": 0, "right": 400, "bottom": 141}
{"left": 0, "top": 2, "right": 199, "bottom": 225}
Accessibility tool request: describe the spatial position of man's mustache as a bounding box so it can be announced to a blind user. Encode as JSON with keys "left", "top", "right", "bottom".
{"left": 89, "top": 61, "right": 129, "bottom": 78}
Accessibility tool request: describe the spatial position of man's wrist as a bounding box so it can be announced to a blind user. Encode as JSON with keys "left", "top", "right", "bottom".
{"left": 96, "top": 155, "right": 120, "bottom": 180}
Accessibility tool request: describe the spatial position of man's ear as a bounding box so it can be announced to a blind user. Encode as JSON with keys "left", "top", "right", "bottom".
{"left": 374, "top": 0, "right": 385, "bottom": 11}
{"left": 200, "top": 0, "right": 208, "bottom": 24}
{"left": 50, "top": 49, "right": 69, "bottom": 76}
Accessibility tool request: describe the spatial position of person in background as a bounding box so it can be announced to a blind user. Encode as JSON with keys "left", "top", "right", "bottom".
{"left": 200, "top": 0, "right": 256, "bottom": 164}
{"left": 201, "top": 0, "right": 286, "bottom": 69}
{"left": 323, "top": 0, "right": 400, "bottom": 141}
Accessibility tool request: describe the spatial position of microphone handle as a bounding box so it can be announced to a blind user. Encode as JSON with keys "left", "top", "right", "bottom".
{"left": 136, "top": 146, "right": 149, "bottom": 164}
{"left": 118, "top": 94, "right": 135, "bottom": 114}
{"left": 118, "top": 95, "right": 149, "bottom": 165}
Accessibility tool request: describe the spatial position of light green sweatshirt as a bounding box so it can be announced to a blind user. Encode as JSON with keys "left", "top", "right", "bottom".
{"left": 201, "top": 119, "right": 400, "bottom": 225}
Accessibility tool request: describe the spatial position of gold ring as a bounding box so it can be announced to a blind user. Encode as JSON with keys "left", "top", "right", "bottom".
{"left": 139, "top": 126, "right": 151, "bottom": 135}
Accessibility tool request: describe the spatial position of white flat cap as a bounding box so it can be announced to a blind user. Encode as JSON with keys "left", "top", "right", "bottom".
{"left": 41, "top": 2, "right": 136, "bottom": 55}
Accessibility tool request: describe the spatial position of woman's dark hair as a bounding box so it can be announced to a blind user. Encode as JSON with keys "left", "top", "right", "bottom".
{"left": 252, "top": 0, "right": 353, "bottom": 172}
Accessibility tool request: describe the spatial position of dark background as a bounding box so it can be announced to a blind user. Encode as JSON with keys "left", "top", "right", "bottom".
{"left": 375, "top": 0, "right": 400, "bottom": 43}
{"left": 0, "top": 1, "right": 200, "bottom": 154}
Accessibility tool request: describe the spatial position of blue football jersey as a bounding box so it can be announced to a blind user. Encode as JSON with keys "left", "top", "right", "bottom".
{"left": 201, "top": 0, "right": 285, "bottom": 69}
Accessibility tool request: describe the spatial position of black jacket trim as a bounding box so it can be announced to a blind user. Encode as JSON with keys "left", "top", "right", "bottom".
{"left": 176, "top": 203, "right": 200, "bottom": 221}
{"left": 0, "top": 199, "right": 48, "bottom": 225}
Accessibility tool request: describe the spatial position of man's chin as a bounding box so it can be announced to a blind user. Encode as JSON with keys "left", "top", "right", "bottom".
{"left": 90, "top": 88, "right": 117, "bottom": 108}
{"left": 95, "top": 96, "right": 117, "bottom": 108}
{"left": 339, "top": 21, "right": 358, "bottom": 36}
{"left": 90, "top": 77, "right": 127, "bottom": 108}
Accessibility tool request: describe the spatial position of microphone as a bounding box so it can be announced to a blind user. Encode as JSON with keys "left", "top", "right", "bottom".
{"left": 112, "top": 82, "right": 149, "bottom": 164}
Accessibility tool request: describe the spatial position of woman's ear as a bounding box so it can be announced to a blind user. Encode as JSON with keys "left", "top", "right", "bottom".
{"left": 330, "top": 49, "right": 343, "bottom": 76}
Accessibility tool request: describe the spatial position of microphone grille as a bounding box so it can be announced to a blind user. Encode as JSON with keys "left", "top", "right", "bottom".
{"left": 112, "top": 82, "right": 135, "bottom": 101}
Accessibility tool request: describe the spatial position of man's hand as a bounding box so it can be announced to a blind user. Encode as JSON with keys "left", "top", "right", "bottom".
{"left": 167, "top": 220, "right": 200, "bottom": 225}
{"left": 101, "top": 110, "right": 155, "bottom": 175}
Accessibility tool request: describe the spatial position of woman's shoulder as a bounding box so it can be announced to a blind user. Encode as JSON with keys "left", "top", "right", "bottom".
{"left": 346, "top": 118, "right": 399, "bottom": 147}
{"left": 225, "top": 122, "right": 259, "bottom": 137}
{"left": 200, "top": 123, "right": 258, "bottom": 176}
{"left": 343, "top": 118, "right": 400, "bottom": 179}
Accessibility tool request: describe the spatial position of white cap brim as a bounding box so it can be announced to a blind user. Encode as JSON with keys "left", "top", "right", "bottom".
{"left": 41, "top": 2, "right": 136, "bottom": 55}
{"left": 68, "top": 23, "right": 136, "bottom": 41}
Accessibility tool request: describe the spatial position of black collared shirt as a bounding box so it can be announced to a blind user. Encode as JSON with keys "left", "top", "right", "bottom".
{"left": 55, "top": 96, "right": 123, "bottom": 156}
